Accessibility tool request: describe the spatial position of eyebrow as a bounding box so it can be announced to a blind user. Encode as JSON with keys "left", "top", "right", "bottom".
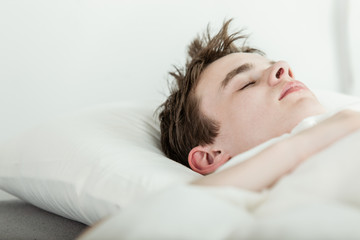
{"left": 221, "top": 63, "right": 253, "bottom": 89}
{"left": 220, "top": 60, "right": 277, "bottom": 89}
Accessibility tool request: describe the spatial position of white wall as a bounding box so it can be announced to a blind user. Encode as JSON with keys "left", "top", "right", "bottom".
{"left": 0, "top": 0, "right": 351, "bottom": 143}
{"left": 349, "top": 0, "right": 360, "bottom": 95}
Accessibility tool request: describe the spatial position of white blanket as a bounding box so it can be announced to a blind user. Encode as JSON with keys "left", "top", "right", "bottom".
{"left": 80, "top": 105, "right": 360, "bottom": 240}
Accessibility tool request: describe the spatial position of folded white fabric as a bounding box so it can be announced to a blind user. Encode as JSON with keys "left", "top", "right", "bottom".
{"left": 77, "top": 185, "right": 262, "bottom": 240}
{"left": 78, "top": 181, "right": 360, "bottom": 240}
{"left": 0, "top": 102, "right": 199, "bottom": 225}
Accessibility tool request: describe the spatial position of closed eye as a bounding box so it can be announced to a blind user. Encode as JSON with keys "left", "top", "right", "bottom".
{"left": 239, "top": 81, "right": 256, "bottom": 90}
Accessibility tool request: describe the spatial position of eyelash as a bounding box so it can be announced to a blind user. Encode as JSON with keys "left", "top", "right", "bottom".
{"left": 239, "top": 81, "right": 256, "bottom": 90}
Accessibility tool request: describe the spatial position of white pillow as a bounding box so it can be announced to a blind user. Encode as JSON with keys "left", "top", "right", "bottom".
{"left": 0, "top": 102, "right": 200, "bottom": 225}
{"left": 314, "top": 89, "right": 360, "bottom": 111}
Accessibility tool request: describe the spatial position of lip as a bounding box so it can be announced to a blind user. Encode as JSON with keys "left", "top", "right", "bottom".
{"left": 278, "top": 81, "right": 308, "bottom": 101}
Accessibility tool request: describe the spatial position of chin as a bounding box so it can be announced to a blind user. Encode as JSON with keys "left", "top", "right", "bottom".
{"left": 296, "top": 96, "right": 326, "bottom": 116}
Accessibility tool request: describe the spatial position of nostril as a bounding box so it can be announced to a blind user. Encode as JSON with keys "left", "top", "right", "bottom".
{"left": 276, "top": 68, "right": 284, "bottom": 79}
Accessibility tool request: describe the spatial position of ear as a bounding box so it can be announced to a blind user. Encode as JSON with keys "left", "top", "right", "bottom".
{"left": 188, "top": 146, "right": 231, "bottom": 175}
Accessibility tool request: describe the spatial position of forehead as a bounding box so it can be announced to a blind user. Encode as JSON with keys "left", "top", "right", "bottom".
{"left": 195, "top": 52, "right": 268, "bottom": 98}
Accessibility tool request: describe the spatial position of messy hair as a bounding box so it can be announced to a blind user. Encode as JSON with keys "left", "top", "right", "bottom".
{"left": 158, "top": 19, "right": 263, "bottom": 168}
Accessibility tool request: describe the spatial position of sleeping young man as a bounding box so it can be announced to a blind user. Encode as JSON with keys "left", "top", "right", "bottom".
{"left": 158, "top": 19, "right": 360, "bottom": 192}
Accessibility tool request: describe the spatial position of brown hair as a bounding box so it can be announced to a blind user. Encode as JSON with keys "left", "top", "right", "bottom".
{"left": 158, "top": 19, "right": 263, "bottom": 168}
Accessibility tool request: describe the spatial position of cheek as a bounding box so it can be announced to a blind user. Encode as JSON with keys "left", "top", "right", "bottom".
{"left": 220, "top": 95, "right": 280, "bottom": 154}
{"left": 228, "top": 96, "right": 278, "bottom": 134}
{"left": 224, "top": 102, "right": 261, "bottom": 135}
{"left": 224, "top": 90, "right": 278, "bottom": 125}
{"left": 232, "top": 94, "right": 273, "bottom": 119}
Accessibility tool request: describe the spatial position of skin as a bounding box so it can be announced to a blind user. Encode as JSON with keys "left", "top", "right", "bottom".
{"left": 188, "top": 53, "right": 327, "bottom": 174}
{"left": 197, "top": 52, "right": 326, "bottom": 157}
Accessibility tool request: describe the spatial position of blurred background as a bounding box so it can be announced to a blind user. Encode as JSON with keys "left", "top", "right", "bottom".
{"left": 0, "top": 0, "right": 358, "bottom": 143}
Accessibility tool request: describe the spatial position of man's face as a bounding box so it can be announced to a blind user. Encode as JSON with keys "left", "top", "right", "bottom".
{"left": 195, "top": 52, "right": 325, "bottom": 157}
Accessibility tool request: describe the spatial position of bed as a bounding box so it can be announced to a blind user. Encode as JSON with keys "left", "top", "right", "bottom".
{"left": 0, "top": 90, "right": 359, "bottom": 240}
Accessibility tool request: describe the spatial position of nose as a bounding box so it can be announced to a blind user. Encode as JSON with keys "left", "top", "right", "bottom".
{"left": 267, "top": 61, "right": 293, "bottom": 86}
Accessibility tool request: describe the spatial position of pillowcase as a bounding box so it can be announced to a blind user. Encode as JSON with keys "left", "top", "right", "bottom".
{"left": 0, "top": 102, "right": 200, "bottom": 225}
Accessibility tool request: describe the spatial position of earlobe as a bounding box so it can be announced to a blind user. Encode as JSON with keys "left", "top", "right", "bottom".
{"left": 188, "top": 146, "right": 231, "bottom": 175}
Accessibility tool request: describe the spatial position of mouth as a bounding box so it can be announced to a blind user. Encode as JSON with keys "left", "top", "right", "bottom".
{"left": 278, "top": 81, "right": 308, "bottom": 101}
